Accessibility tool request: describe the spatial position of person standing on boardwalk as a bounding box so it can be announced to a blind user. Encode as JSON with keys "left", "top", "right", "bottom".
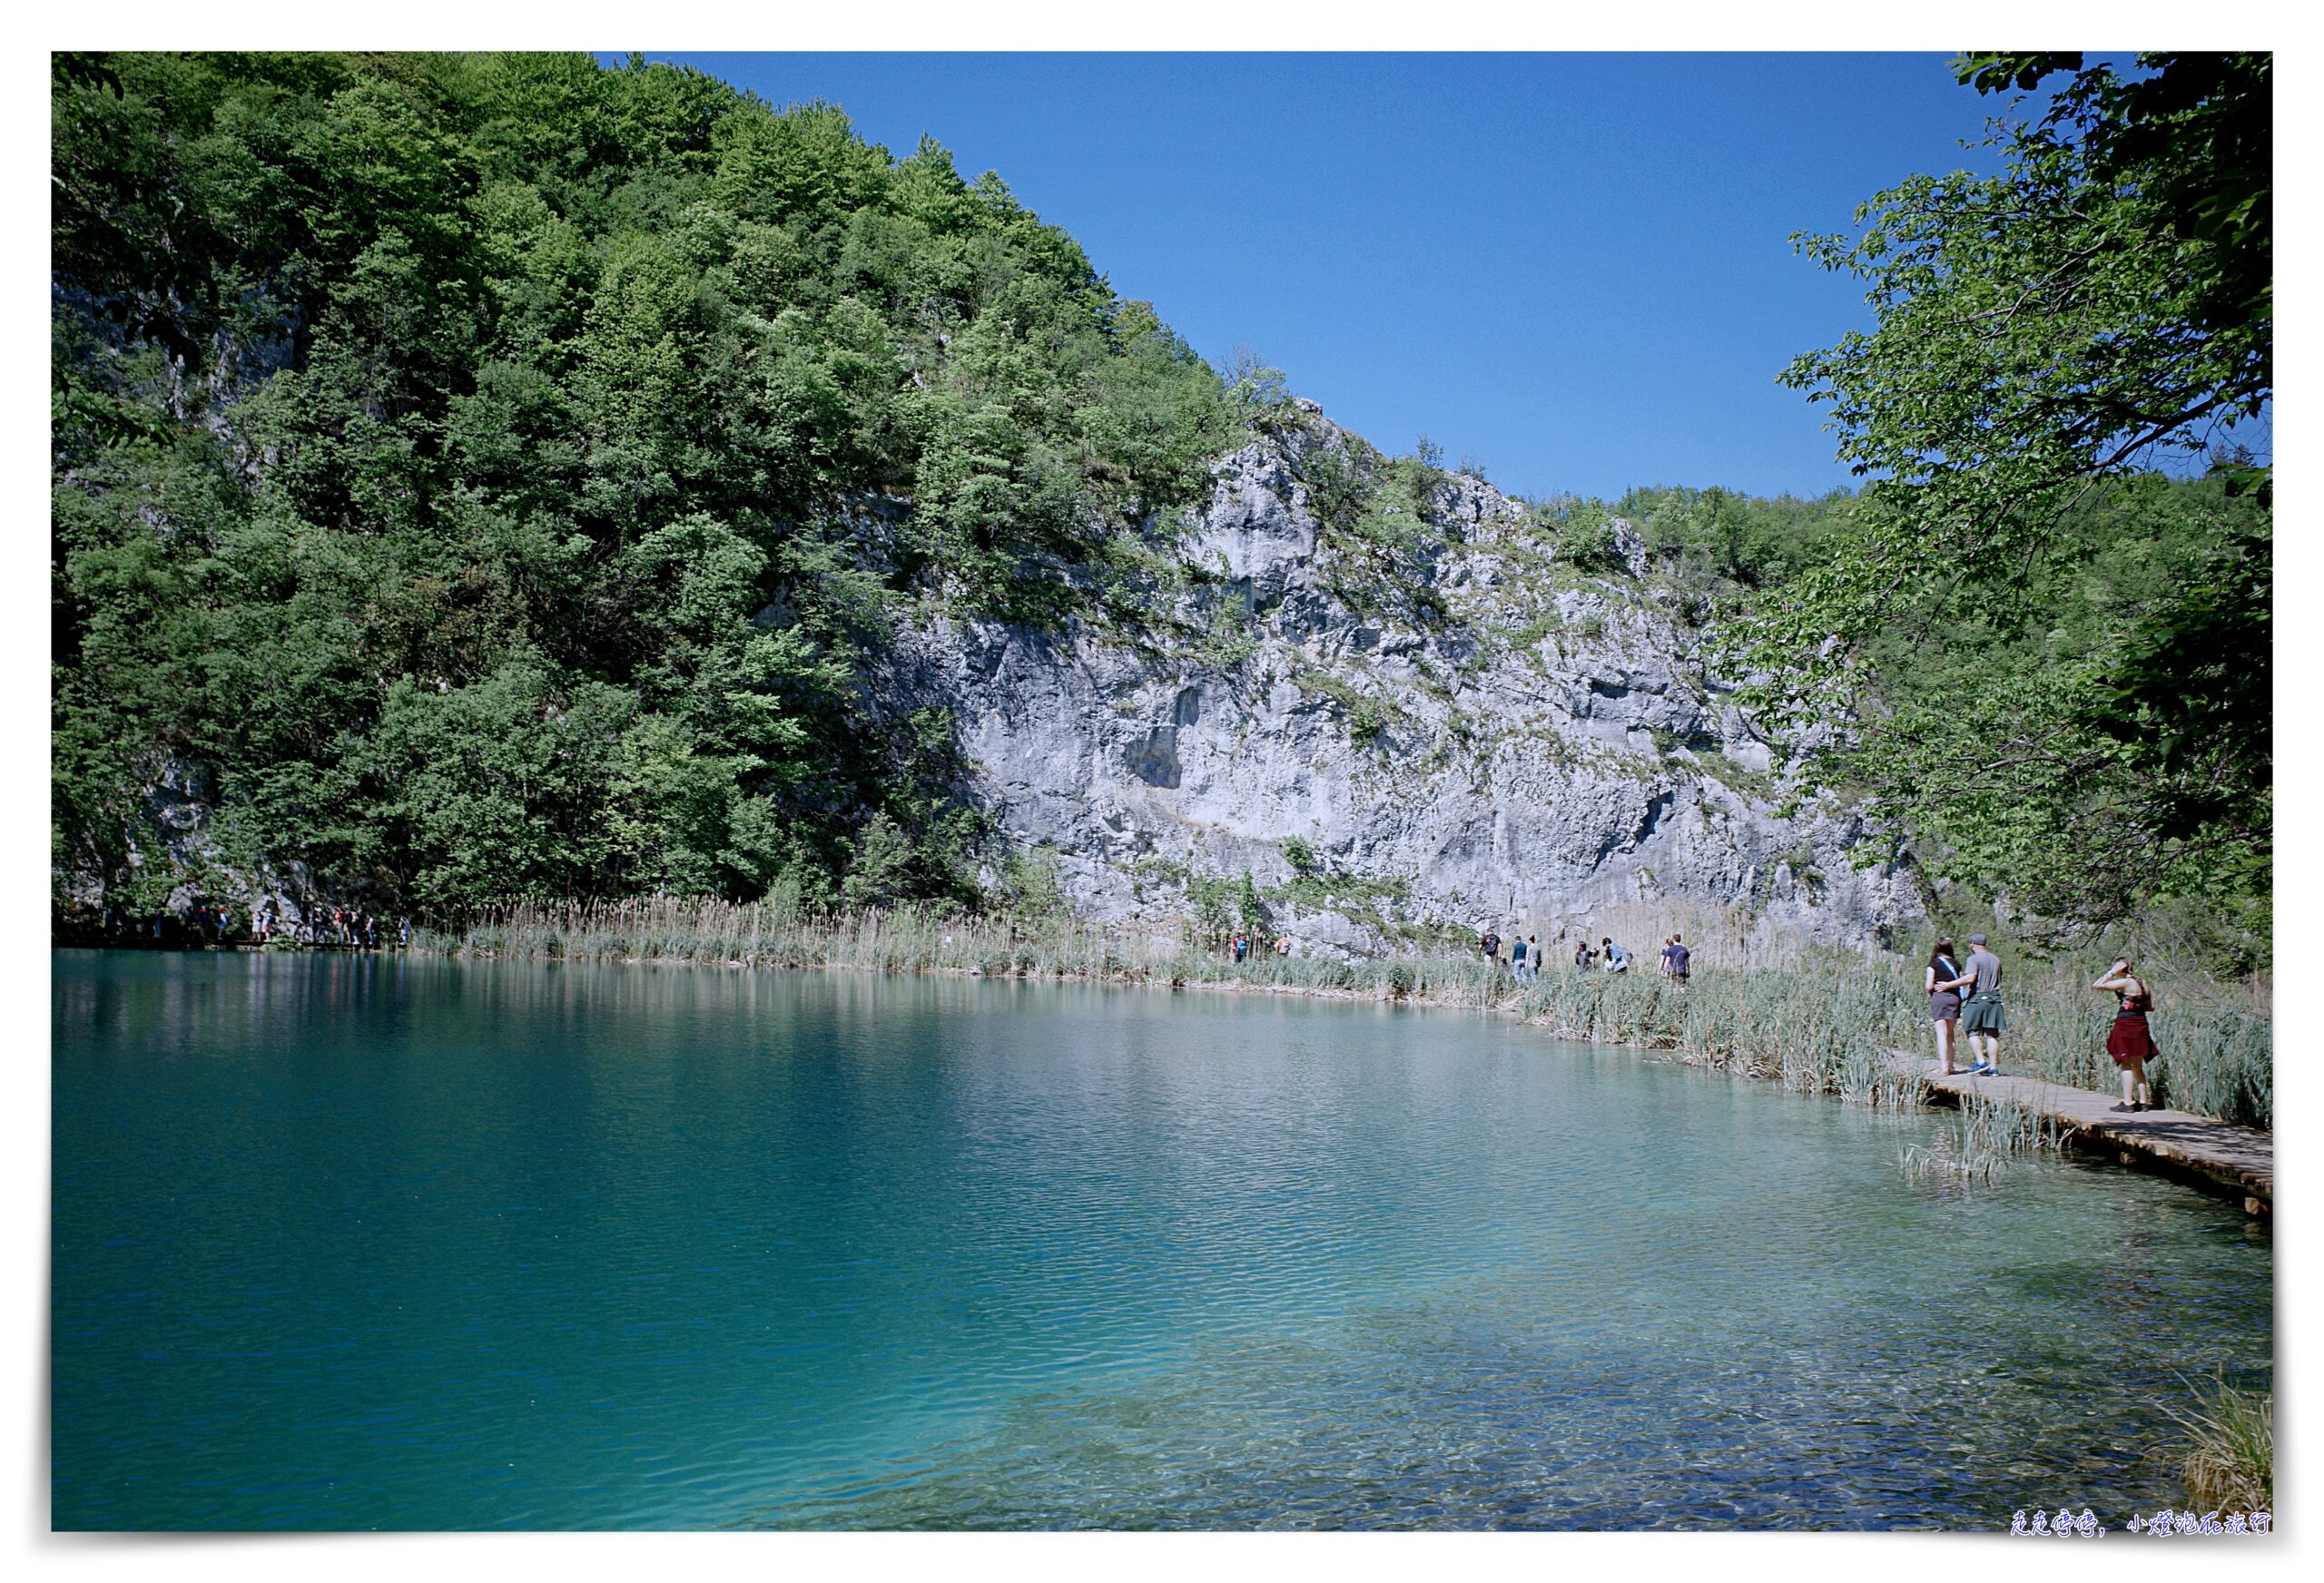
{"left": 2093, "top": 957, "right": 2157, "bottom": 1112}
{"left": 1925, "top": 938, "right": 1972, "bottom": 1075}
{"left": 1959, "top": 934, "right": 2005, "bottom": 1076}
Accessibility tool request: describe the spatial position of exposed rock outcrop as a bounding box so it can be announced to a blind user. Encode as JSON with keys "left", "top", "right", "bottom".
{"left": 881, "top": 413, "right": 1921, "bottom": 954}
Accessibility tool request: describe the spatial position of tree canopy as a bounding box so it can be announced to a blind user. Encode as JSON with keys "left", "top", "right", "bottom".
{"left": 1738, "top": 52, "right": 2270, "bottom": 949}
{"left": 53, "top": 52, "right": 1244, "bottom": 920}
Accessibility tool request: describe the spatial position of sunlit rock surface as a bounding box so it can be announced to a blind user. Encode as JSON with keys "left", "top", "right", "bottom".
{"left": 882, "top": 414, "right": 1922, "bottom": 955}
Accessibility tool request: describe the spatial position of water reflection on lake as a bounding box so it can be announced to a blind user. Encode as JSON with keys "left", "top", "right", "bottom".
{"left": 52, "top": 949, "right": 2272, "bottom": 1529}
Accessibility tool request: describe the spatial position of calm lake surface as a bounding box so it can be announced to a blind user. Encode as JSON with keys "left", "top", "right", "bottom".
{"left": 52, "top": 949, "right": 2272, "bottom": 1530}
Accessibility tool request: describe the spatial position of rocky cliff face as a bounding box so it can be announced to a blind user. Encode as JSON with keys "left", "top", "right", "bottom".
{"left": 883, "top": 408, "right": 1924, "bottom": 955}
{"left": 65, "top": 405, "right": 1925, "bottom": 955}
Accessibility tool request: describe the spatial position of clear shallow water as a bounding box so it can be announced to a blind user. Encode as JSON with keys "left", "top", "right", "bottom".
{"left": 53, "top": 949, "right": 2271, "bottom": 1530}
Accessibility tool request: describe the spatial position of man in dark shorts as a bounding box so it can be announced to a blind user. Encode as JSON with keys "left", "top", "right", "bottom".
{"left": 1667, "top": 933, "right": 1690, "bottom": 983}
{"left": 1959, "top": 933, "right": 2004, "bottom": 1076}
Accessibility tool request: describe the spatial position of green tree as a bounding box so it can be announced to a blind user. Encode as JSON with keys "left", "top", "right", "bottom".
{"left": 1236, "top": 870, "right": 1266, "bottom": 936}
{"left": 1186, "top": 874, "right": 1236, "bottom": 945}
{"left": 1743, "top": 52, "right": 2270, "bottom": 938}
{"left": 49, "top": 51, "right": 1258, "bottom": 925}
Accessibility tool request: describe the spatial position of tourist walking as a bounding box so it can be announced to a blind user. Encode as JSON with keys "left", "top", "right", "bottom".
{"left": 1574, "top": 937, "right": 1595, "bottom": 970}
{"left": 1526, "top": 933, "right": 1541, "bottom": 981}
{"left": 1480, "top": 927, "right": 1502, "bottom": 965}
{"left": 1511, "top": 932, "right": 1530, "bottom": 982}
{"left": 2093, "top": 957, "right": 2157, "bottom": 1112}
{"left": 1959, "top": 934, "right": 2005, "bottom": 1076}
{"left": 1666, "top": 932, "right": 1690, "bottom": 984}
{"left": 1925, "top": 937, "right": 1971, "bottom": 1075}
{"left": 1601, "top": 938, "right": 1630, "bottom": 974}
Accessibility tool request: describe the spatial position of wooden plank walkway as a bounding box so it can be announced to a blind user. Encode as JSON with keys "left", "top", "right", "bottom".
{"left": 1886, "top": 1051, "right": 2272, "bottom": 1216}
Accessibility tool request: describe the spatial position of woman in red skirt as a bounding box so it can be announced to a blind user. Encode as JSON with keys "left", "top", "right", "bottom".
{"left": 2093, "top": 957, "right": 2155, "bottom": 1112}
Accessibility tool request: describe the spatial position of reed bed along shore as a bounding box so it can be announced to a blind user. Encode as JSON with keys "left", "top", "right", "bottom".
{"left": 438, "top": 895, "right": 2272, "bottom": 1129}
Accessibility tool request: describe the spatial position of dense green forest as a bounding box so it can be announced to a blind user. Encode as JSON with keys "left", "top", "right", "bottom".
{"left": 52, "top": 52, "right": 2269, "bottom": 960}
{"left": 53, "top": 51, "right": 1248, "bottom": 920}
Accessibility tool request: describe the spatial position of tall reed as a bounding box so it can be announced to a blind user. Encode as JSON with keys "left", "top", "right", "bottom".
{"left": 2171, "top": 1381, "right": 2272, "bottom": 1513}
{"left": 1899, "top": 1090, "right": 2075, "bottom": 1184}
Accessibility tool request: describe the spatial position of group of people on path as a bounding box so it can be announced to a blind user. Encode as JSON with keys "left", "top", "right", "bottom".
{"left": 1477, "top": 927, "right": 1688, "bottom": 983}
{"left": 1480, "top": 927, "right": 1543, "bottom": 979}
{"left": 1227, "top": 931, "right": 1291, "bottom": 963}
{"left": 99, "top": 900, "right": 411, "bottom": 952}
{"left": 1925, "top": 935, "right": 2160, "bottom": 1112}
{"left": 249, "top": 903, "right": 407, "bottom": 949}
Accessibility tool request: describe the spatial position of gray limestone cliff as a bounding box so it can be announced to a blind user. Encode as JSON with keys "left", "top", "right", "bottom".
{"left": 879, "top": 407, "right": 1924, "bottom": 955}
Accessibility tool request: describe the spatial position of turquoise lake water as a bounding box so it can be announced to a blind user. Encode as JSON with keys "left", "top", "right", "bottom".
{"left": 52, "top": 949, "right": 2272, "bottom": 1529}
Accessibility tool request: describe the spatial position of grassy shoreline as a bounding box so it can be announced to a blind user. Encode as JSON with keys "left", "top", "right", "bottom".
{"left": 431, "top": 895, "right": 2271, "bottom": 1130}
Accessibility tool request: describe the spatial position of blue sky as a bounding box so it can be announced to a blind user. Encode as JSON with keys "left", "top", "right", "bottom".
{"left": 619, "top": 53, "right": 2038, "bottom": 502}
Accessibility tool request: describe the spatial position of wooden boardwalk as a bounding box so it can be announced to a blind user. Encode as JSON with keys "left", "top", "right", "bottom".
{"left": 1886, "top": 1052, "right": 2272, "bottom": 1216}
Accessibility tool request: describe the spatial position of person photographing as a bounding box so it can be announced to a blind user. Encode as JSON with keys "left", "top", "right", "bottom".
{"left": 2093, "top": 957, "right": 2157, "bottom": 1113}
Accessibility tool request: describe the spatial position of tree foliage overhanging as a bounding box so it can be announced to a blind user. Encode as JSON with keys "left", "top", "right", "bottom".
{"left": 52, "top": 51, "right": 1247, "bottom": 920}
{"left": 1738, "top": 51, "right": 2271, "bottom": 947}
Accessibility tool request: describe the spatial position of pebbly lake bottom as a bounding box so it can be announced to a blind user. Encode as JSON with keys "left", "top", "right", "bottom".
{"left": 51, "top": 949, "right": 2271, "bottom": 1530}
